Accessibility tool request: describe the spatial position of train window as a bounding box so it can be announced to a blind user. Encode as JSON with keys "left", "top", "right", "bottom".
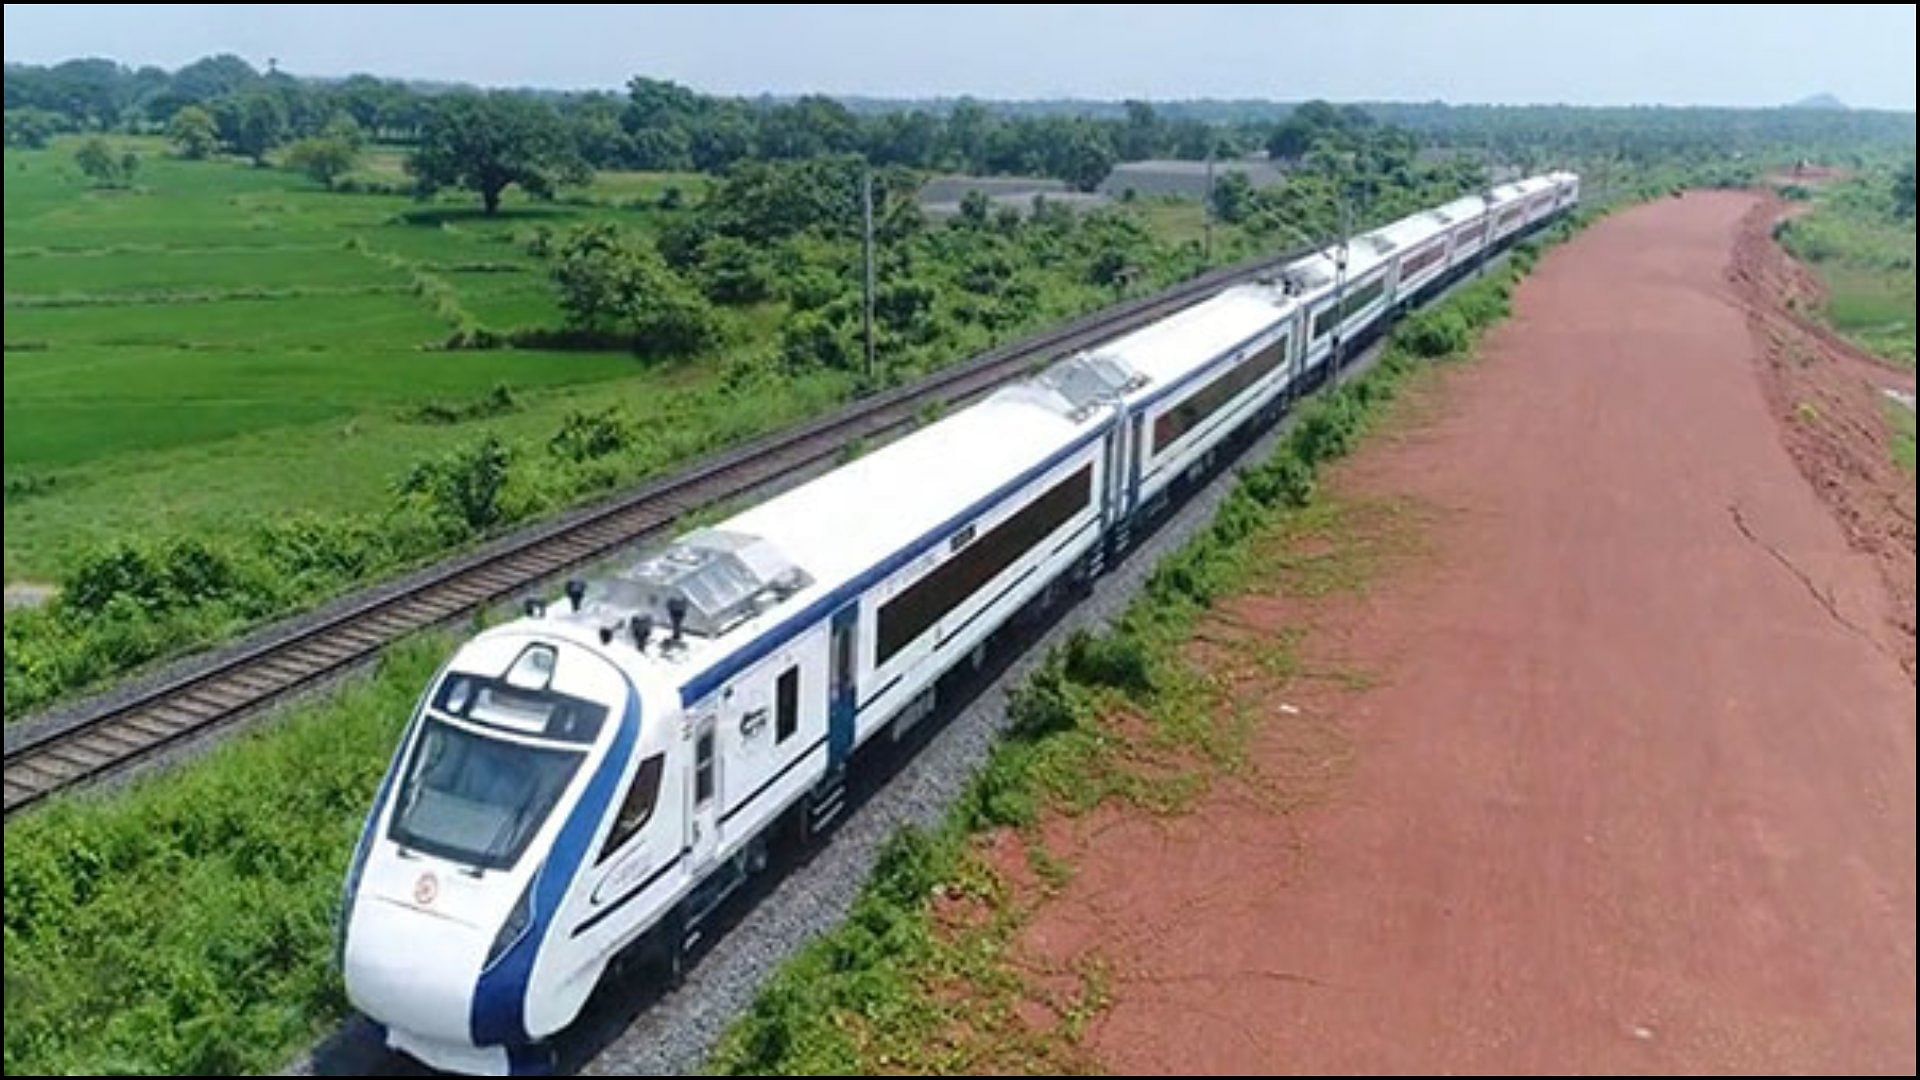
{"left": 694, "top": 730, "right": 715, "bottom": 805}
{"left": 1340, "top": 276, "right": 1386, "bottom": 320}
{"left": 1152, "top": 336, "right": 1288, "bottom": 452}
{"left": 1401, "top": 243, "right": 1446, "bottom": 280}
{"left": 388, "top": 717, "right": 584, "bottom": 871}
{"left": 775, "top": 666, "right": 799, "bottom": 743}
{"left": 831, "top": 618, "right": 855, "bottom": 699}
{"left": 876, "top": 464, "right": 1093, "bottom": 664}
{"left": 1311, "top": 276, "right": 1385, "bottom": 341}
{"left": 596, "top": 753, "right": 665, "bottom": 864}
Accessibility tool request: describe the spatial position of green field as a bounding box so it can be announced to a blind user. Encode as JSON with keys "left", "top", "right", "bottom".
{"left": 1777, "top": 169, "right": 1917, "bottom": 369}
{"left": 5, "top": 136, "right": 1245, "bottom": 719}
{"left": 3, "top": 138, "right": 725, "bottom": 578}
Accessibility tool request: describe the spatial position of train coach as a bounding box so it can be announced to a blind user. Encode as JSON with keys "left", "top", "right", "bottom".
{"left": 339, "top": 172, "right": 1579, "bottom": 1074}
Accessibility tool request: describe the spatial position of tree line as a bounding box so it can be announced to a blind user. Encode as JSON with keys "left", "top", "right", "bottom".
{"left": 4, "top": 55, "right": 1261, "bottom": 192}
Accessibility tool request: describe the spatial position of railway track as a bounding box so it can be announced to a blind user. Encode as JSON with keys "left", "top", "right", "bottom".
{"left": 3, "top": 247, "right": 1308, "bottom": 819}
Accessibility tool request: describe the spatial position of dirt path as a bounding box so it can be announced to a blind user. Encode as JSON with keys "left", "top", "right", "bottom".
{"left": 1018, "top": 192, "right": 1917, "bottom": 1073}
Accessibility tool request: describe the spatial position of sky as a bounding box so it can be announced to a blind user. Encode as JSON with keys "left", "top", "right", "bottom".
{"left": 4, "top": 4, "right": 1916, "bottom": 110}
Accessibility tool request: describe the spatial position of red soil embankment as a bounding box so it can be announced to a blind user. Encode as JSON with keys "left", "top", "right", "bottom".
{"left": 1018, "top": 191, "right": 1917, "bottom": 1074}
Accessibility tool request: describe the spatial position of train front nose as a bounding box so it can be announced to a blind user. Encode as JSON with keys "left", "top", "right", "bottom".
{"left": 343, "top": 891, "right": 493, "bottom": 1047}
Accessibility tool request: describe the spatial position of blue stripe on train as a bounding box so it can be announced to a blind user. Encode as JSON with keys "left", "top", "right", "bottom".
{"left": 470, "top": 677, "right": 640, "bottom": 1048}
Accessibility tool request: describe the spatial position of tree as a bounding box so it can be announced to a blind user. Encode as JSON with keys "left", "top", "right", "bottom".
{"left": 1058, "top": 128, "right": 1117, "bottom": 192}
{"left": 1119, "top": 99, "right": 1162, "bottom": 160}
{"left": 1266, "top": 118, "right": 1316, "bottom": 163}
{"left": 285, "top": 136, "right": 358, "bottom": 189}
{"left": 321, "top": 114, "right": 366, "bottom": 151}
{"left": 169, "top": 54, "right": 259, "bottom": 104}
{"left": 167, "top": 105, "right": 219, "bottom": 159}
{"left": 407, "top": 93, "right": 587, "bottom": 214}
{"left": 229, "top": 93, "right": 287, "bottom": 165}
{"left": 1210, "top": 170, "right": 1255, "bottom": 224}
{"left": 551, "top": 222, "right": 720, "bottom": 356}
{"left": 72, "top": 137, "right": 129, "bottom": 187}
{"left": 956, "top": 189, "right": 992, "bottom": 229}
{"left": 755, "top": 95, "right": 859, "bottom": 160}
{"left": 705, "top": 156, "right": 867, "bottom": 240}
{"left": 4, "top": 108, "right": 62, "bottom": 149}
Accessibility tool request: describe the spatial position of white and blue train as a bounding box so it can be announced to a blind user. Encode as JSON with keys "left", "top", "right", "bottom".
{"left": 339, "top": 171, "right": 1579, "bottom": 1074}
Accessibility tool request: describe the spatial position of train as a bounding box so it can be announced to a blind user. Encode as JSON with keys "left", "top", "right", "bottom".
{"left": 338, "top": 170, "right": 1580, "bottom": 1074}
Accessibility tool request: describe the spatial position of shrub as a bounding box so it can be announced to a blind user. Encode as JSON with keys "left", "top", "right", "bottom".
{"left": 548, "top": 406, "right": 635, "bottom": 462}
{"left": 397, "top": 436, "right": 515, "bottom": 535}
{"left": 1062, "top": 628, "right": 1155, "bottom": 695}
{"left": 1398, "top": 307, "right": 1470, "bottom": 358}
{"left": 1243, "top": 452, "right": 1317, "bottom": 509}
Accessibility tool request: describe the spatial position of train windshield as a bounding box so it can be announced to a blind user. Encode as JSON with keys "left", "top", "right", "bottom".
{"left": 388, "top": 716, "right": 585, "bottom": 871}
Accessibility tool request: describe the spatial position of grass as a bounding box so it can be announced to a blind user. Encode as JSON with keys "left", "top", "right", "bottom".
{"left": 1886, "top": 398, "right": 1916, "bottom": 474}
{"left": 7, "top": 133, "right": 1259, "bottom": 720}
{"left": 709, "top": 236, "right": 1561, "bottom": 1073}
{"left": 2, "top": 637, "right": 450, "bottom": 1075}
{"left": 2, "top": 138, "right": 698, "bottom": 575}
{"left": 1776, "top": 170, "right": 1917, "bottom": 369}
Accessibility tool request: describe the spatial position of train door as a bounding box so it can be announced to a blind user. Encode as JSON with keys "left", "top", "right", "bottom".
{"left": 686, "top": 711, "right": 720, "bottom": 876}
{"left": 1100, "top": 418, "right": 1127, "bottom": 531}
{"left": 827, "top": 604, "right": 858, "bottom": 770}
{"left": 1126, "top": 413, "right": 1146, "bottom": 516}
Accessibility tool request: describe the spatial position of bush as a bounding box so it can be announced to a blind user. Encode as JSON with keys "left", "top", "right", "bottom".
{"left": 1243, "top": 452, "right": 1317, "bottom": 509}
{"left": 2, "top": 640, "right": 446, "bottom": 1075}
{"left": 1004, "top": 656, "right": 1083, "bottom": 739}
{"left": 61, "top": 538, "right": 247, "bottom": 616}
{"left": 397, "top": 436, "right": 515, "bottom": 535}
{"left": 1061, "top": 628, "right": 1155, "bottom": 695}
{"left": 401, "top": 383, "right": 518, "bottom": 425}
{"left": 1397, "top": 308, "right": 1470, "bottom": 358}
{"left": 548, "top": 406, "right": 635, "bottom": 462}
{"left": 551, "top": 222, "right": 722, "bottom": 357}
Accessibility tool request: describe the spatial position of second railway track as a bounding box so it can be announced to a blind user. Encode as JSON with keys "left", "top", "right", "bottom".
{"left": 3, "top": 246, "right": 1307, "bottom": 819}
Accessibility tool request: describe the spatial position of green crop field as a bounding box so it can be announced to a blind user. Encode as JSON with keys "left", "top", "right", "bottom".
{"left": 3, "top": 137, "right": 717, "bottom": 579}
{"left": 4, "top": 134, "right": 1245, "bottom": 719}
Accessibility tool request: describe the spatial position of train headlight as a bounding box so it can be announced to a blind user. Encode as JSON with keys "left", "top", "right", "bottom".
{"left": 485, "top": 876, "right": 537, "bottom": 970}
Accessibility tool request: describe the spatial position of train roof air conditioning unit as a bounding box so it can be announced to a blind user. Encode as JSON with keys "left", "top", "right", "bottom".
{"left": 595, "top": 529, "right": 812, "bottom": 639}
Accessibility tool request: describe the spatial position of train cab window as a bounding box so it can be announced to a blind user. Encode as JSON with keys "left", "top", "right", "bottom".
{"left": 694, "top": 730, "right": 715, "bottom": 805}
{"left": 775, "top": 666, "right": 799, "bottom": 744}
{"left": 388, "top": 716, "right": 585, "bottom": 871}
{"left": 597, "top": 753, "right": 664, "bottom": 863}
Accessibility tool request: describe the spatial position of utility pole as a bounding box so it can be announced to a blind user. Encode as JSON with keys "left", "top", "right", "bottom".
{"left": 1202, "top": 141, "right": 1215, "bottom": 264}
{"left": 1330, "top": 195, "right": 1351, "bottom": 386}
{"left": 861, "top": 169, "right": 876, "bottom": 382}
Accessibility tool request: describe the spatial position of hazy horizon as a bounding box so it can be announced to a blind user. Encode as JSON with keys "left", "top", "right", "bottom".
{"left": 4, "top": 4, "right": 1916, "bottom": 112}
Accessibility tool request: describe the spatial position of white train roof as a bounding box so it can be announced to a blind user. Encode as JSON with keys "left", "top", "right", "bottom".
{"left": 1360, "top": 208, "right": 1451, "bottom": 257}
{"left": 1092, "top": 283, "right": 1299, "bottom": 399}
{"left": 724, "top": 387, "right": 1095, "bottom": 600}
{"left": 554, "top": 383, "right": 1100, "bottom": 678}
{"left": 1434, "top": 194, "right": 1488, "bottom": 226}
